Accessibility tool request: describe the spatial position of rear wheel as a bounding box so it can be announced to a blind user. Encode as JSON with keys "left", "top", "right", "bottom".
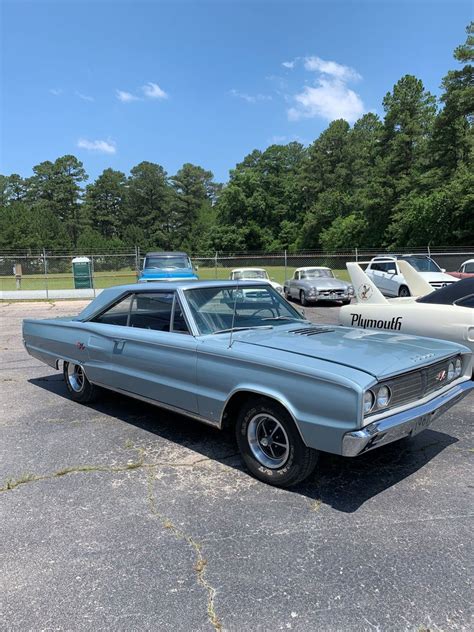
{"left": 398, "top": 285, "right": 410, "bottom": 297}
{"left": 300, "top": 290, "right": 309, "bottom": 307}
{"left": 235, "top": 398, "right": 319, "bottom": 487}
{"left": 63, "top": 361, "right": 98, "bottom": 403}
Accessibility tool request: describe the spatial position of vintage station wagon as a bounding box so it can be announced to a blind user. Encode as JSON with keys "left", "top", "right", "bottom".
{"left": 23, "top": 281, "right": 473, "bottom": 487}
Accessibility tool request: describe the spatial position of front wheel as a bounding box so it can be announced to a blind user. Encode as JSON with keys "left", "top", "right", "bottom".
{"left": 300, "top": 290, "right": 309, "bottom": 307}
{"left": 284, "top": 287, "right": 291, "bottom": 301}
{"left": 63, "top": 361, "right": 98, "bottom": 403}
{"left": 235, "top": 398, "right": 319, "bottom": 487}
{"left": 398, "top": 285, "right": 410, "bottom": 297}
{"left": 341, "top": 299, "right": 351, "bottom": 305}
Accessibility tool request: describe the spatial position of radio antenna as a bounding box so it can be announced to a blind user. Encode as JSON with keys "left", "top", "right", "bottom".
{"left": 228, "top": 282, "right": 239, "bottom": 349}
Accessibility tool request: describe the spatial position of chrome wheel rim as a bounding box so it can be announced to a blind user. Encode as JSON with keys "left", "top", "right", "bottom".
{"left": 247, "top": 413, "right": 290, "bottom": 469}
{"left": 67, "top": 363, "right": 84, "bottom": 392}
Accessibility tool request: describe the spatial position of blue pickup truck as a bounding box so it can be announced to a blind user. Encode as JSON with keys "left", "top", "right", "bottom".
{"left": 138, "top": 251, "right": 198, "bottom": 283}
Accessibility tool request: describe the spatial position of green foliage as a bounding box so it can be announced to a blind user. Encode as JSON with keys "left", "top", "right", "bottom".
{"left": 0, "top": 23, "right": 472, "bottom": 254}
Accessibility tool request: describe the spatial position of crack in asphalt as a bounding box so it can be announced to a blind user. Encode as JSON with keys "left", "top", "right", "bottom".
{"left": 145, "top": 467, "right": 222, "bottom": 632}
{"left": 0, "top": 445, "right": 225, "bottom": 631}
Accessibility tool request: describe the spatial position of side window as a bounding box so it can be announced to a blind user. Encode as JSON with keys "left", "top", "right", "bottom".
{"left": 172, "top": 300, "right": 190, "bottom": 334}
{"left": 129, "top": 293, "right": 174, "bottom": 331}
{"left": 92, "top": 295, "right": 133, "bottom": 326}
{"left": 455, "top": 295, "right": 474, "bottom": 308}
{"left": 295, "top": 272, "right": 299, "bottom": 280}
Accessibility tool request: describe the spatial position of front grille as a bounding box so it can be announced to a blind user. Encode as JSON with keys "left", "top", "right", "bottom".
{"left": 319, "top": 289, "right": 345, "bottom": 296}
{"left": 380, "top": 356, "right": 460, "bottom": 411}
{"left": 430, "top": 281, "right": 455, "bottom": 289}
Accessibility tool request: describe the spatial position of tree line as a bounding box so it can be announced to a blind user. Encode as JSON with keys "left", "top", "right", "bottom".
{"left": 1, "top": 23, "right": 472, "bottom": 254}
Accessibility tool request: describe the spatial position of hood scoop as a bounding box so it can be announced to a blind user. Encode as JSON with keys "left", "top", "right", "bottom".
{"left": 289, "top": 326, "right": 335, "bottom": 336}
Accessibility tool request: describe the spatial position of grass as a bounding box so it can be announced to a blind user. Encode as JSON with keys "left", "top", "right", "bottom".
{"left": 0, "top": 266, "right": 350, "bottom": 292}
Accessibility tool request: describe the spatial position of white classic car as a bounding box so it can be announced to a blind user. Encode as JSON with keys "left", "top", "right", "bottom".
{"left": 366, "top": 255, "right": 458, "bottom": 297}
{"left": 229, "top": 268, "right": 284, "bottom": 294}
{"left": 340, "top": 261, "right": 474, "bottom": 362}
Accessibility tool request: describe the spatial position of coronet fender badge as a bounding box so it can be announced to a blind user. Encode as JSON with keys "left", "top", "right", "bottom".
{"left": 76, "top": 342, "right": 86, "bottom": 351}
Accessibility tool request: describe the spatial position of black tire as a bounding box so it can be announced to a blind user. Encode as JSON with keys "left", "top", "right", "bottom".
{"left": 300, "top": 290, "right": 309, "bottom": 307}
{"left": 235, "top": 398, "right": 319, "bottom": 487}
{"left": 341, "top": 299, "right": 351, "bottom": 305}
{"left": 398, "top": 285, "right": 410, "bottom": 297}
{"left": 284, "top": 287, "right": 291, "bottom": 301}
{"left": 63, "top": 361, "right": 98, "bottom": 404}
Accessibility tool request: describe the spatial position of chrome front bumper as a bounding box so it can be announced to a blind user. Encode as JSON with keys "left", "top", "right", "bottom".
{"left": 342, "top": 380, "right": 474, "bottom": 457}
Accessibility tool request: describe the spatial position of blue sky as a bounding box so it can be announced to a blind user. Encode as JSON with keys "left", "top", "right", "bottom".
{"left": 1, "top": 0, "right": 471, "bottom": 183}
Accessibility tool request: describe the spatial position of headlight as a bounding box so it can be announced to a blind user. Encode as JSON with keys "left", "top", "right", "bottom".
{"left": 363, "top": 390, "right": 375, "bottom": 414}
{"left": 348, "top": 285, "right": 354, "bottom": 295}
{"left": 447, "top": 361, "right": 455, "bottom": 381}
{"left": 376, "top": 385, "right": 391, "bottom": 408}
{"left": 454, "top": 357, "right": 462, "bottom": 378}
{"left": 309, "top": 287, "right": 318, "bottom": 294}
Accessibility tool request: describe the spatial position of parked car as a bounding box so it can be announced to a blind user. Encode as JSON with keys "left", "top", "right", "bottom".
{"left": 340, "top": 261, "right": 474, "bottom": 361}
{"left": 23, "top": 280, "right": 473, "bottom": 487}
{"left": 284, "top": 267, "right": 353, "bottom": 306}
{"left": 449, "top": 259, "right": 474, "bottom": 279}
{"left": 138, "top": 251, "right": 198, "bottom": 282}
{"left": 229, "top": 268, "right": 284, "bottom": 294}
{"left": 366, "top": 255, "right": 458, "bottom": 297}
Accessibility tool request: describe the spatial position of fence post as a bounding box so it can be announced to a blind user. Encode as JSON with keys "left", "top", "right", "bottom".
{"left": 43, "top": 248, "right": 49, "bottom": 300}
{"left": 136, "top": 245, "right": 141, "bottom": 280}
{"left": 427, "top": 244, "right": 431, "bottom": 257}
{"left": 284, "top": 249, "right": 287, "bottom": 282}
{"left": 215, "top": 251, "right": 218, "bottom": 279}
{"left": 355, "top": 247, "right": 358, "bottom": 262}
{"left": 91, "top": 255, "right": 96, "bottom": 298}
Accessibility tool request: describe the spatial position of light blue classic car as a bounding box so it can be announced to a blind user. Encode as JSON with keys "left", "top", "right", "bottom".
{"left": 23, "top": 281, "right": 473, "bottom": 487}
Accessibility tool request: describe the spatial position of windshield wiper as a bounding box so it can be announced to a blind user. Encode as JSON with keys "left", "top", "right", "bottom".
{"left": 213, "top": 325, "right": 274, "bottom": 334}
{"left": 262, "top": 316, "right": 311, "bottom": 323}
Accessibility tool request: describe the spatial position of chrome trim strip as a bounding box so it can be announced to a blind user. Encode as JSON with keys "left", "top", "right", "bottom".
{"left": 342, "top": 380, "right": 474, "bottom": 457}
{"left": 89, "top": 380, "right": 221, "bottom": 429}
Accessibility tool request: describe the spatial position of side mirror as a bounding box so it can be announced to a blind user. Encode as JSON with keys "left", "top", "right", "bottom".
{"left": 387, "top": 268, "right": 396, "bottom": 274}
{"left": 441, "top": 268, "right": 446, "bottom": 273}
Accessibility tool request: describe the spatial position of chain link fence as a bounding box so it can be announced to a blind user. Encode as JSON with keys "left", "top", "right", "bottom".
{"left": 1, "top": 246, "right": 472, "bottom": 298}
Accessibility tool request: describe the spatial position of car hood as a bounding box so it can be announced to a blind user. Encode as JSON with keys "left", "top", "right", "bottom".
{"left": 302, "top": 278, "right": 349, "bottom": 289}
{"left": 419, "top": 272, "right": 459, "bottom": 283}
{"left": 235, "top": 325, "right": 463, "bottom": 379}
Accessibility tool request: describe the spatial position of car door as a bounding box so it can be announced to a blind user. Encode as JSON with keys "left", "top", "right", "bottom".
{"left": 367, "top": 263, "right": 386, "bottom": 293}
{"left": 289, "top": 272, "right": 299, "bottom": 298}
{"left": 383, "top": 262, "right": 400, "bottom": 297}
{"left": 85, "top": 291, "right": 199, "bottom": 414}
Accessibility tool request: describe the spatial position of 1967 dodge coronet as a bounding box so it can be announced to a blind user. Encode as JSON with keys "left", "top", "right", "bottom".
{"left": 23, "top": 281, "right": 473, "bottom": 487}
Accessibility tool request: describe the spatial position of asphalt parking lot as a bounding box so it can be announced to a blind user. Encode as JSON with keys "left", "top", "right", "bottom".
{"left": 1, "top": 300, "right": 473, "bottom": 631}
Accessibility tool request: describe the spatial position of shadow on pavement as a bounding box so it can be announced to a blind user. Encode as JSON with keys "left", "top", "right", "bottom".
{"left": 30, "top": 374, "right": 458, "bottom": 513}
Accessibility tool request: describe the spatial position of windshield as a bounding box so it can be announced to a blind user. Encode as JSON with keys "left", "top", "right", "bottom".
{"left": 232, "top": 270, "right": 268, "bottom": 280}
{"left": 185, "top": 285, "right": 305, "bottom": 334}
{"left": 144, "top": 255, "right": 191, "bottom": 270}
{"left": 301, "top": 269, "right": 333, "bottom": 279}
{"left": 401, "top": 257, "right": 441, "bottom": 273}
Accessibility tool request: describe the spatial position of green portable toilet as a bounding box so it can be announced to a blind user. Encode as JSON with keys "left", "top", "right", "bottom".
{"left": 72, "top": 257, "right": 93, "bottom": 289}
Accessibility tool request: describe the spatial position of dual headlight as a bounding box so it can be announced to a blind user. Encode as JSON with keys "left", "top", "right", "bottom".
{"left": 348, "top": 285, "right": 355, "bottom": 296}
{"left": 363, "top": 356, "right": 463, "bottom": 416}
{"left": 363, "top": 385, "right": 391, "bottom": 415}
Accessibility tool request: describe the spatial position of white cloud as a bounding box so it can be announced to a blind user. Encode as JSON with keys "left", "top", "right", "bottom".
{"left": 282, "top": 60, "right": 295, "bottom": 69}
{"left": 77, "top": 138, "right": 116, "bottom": 154}
{"left": 142, "top": 82, "right": 168, "bottom": 99}
{"left": 288, "top": 78, "right": 364, "bottom": 123}
{"left": 116, "top": 89, "right": 140, "bottom": 102}
{"left": 303, "top": 56, "right": 361, "bottom": 82}
{"left": 49, "top": 88, "right": 62, "bottom": 96}
{"left": 287, "top": 55, "right": 365, "bottom": 123}
{"left": 76, "top": 91, "right": 94, "bottom": 102}
{"left": 230, "top": 89, "right": 272, "bottom": 103}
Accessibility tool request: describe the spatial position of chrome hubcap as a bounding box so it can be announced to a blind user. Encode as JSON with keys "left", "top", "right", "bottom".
{"left": 247, "top": 413, "right": 290, "bottom": 469}
{"left": 67, "top": 363, "right": 84, "bottom": 392}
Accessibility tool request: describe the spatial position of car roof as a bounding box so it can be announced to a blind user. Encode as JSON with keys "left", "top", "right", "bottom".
{"left": 461, "top": 259, "right": 474, "bottom": 265}
{"left": 295, "top": 266, "right": 330, "bottom": 272}
{"left": 76, "top": 279, "right": 271, "bottom": 321}
{"left": 231, "top": 267, "right": 266, "bottom": 272}
{"left": 145, "top": 251, "right": 189, "bottom": 257}
{"left": 416, "top": 278, "right": 474, "bottom": 305}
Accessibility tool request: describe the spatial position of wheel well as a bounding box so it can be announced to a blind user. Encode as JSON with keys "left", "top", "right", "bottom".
{"left": 221, "top": 391, "right": 291, "bottom": 432}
